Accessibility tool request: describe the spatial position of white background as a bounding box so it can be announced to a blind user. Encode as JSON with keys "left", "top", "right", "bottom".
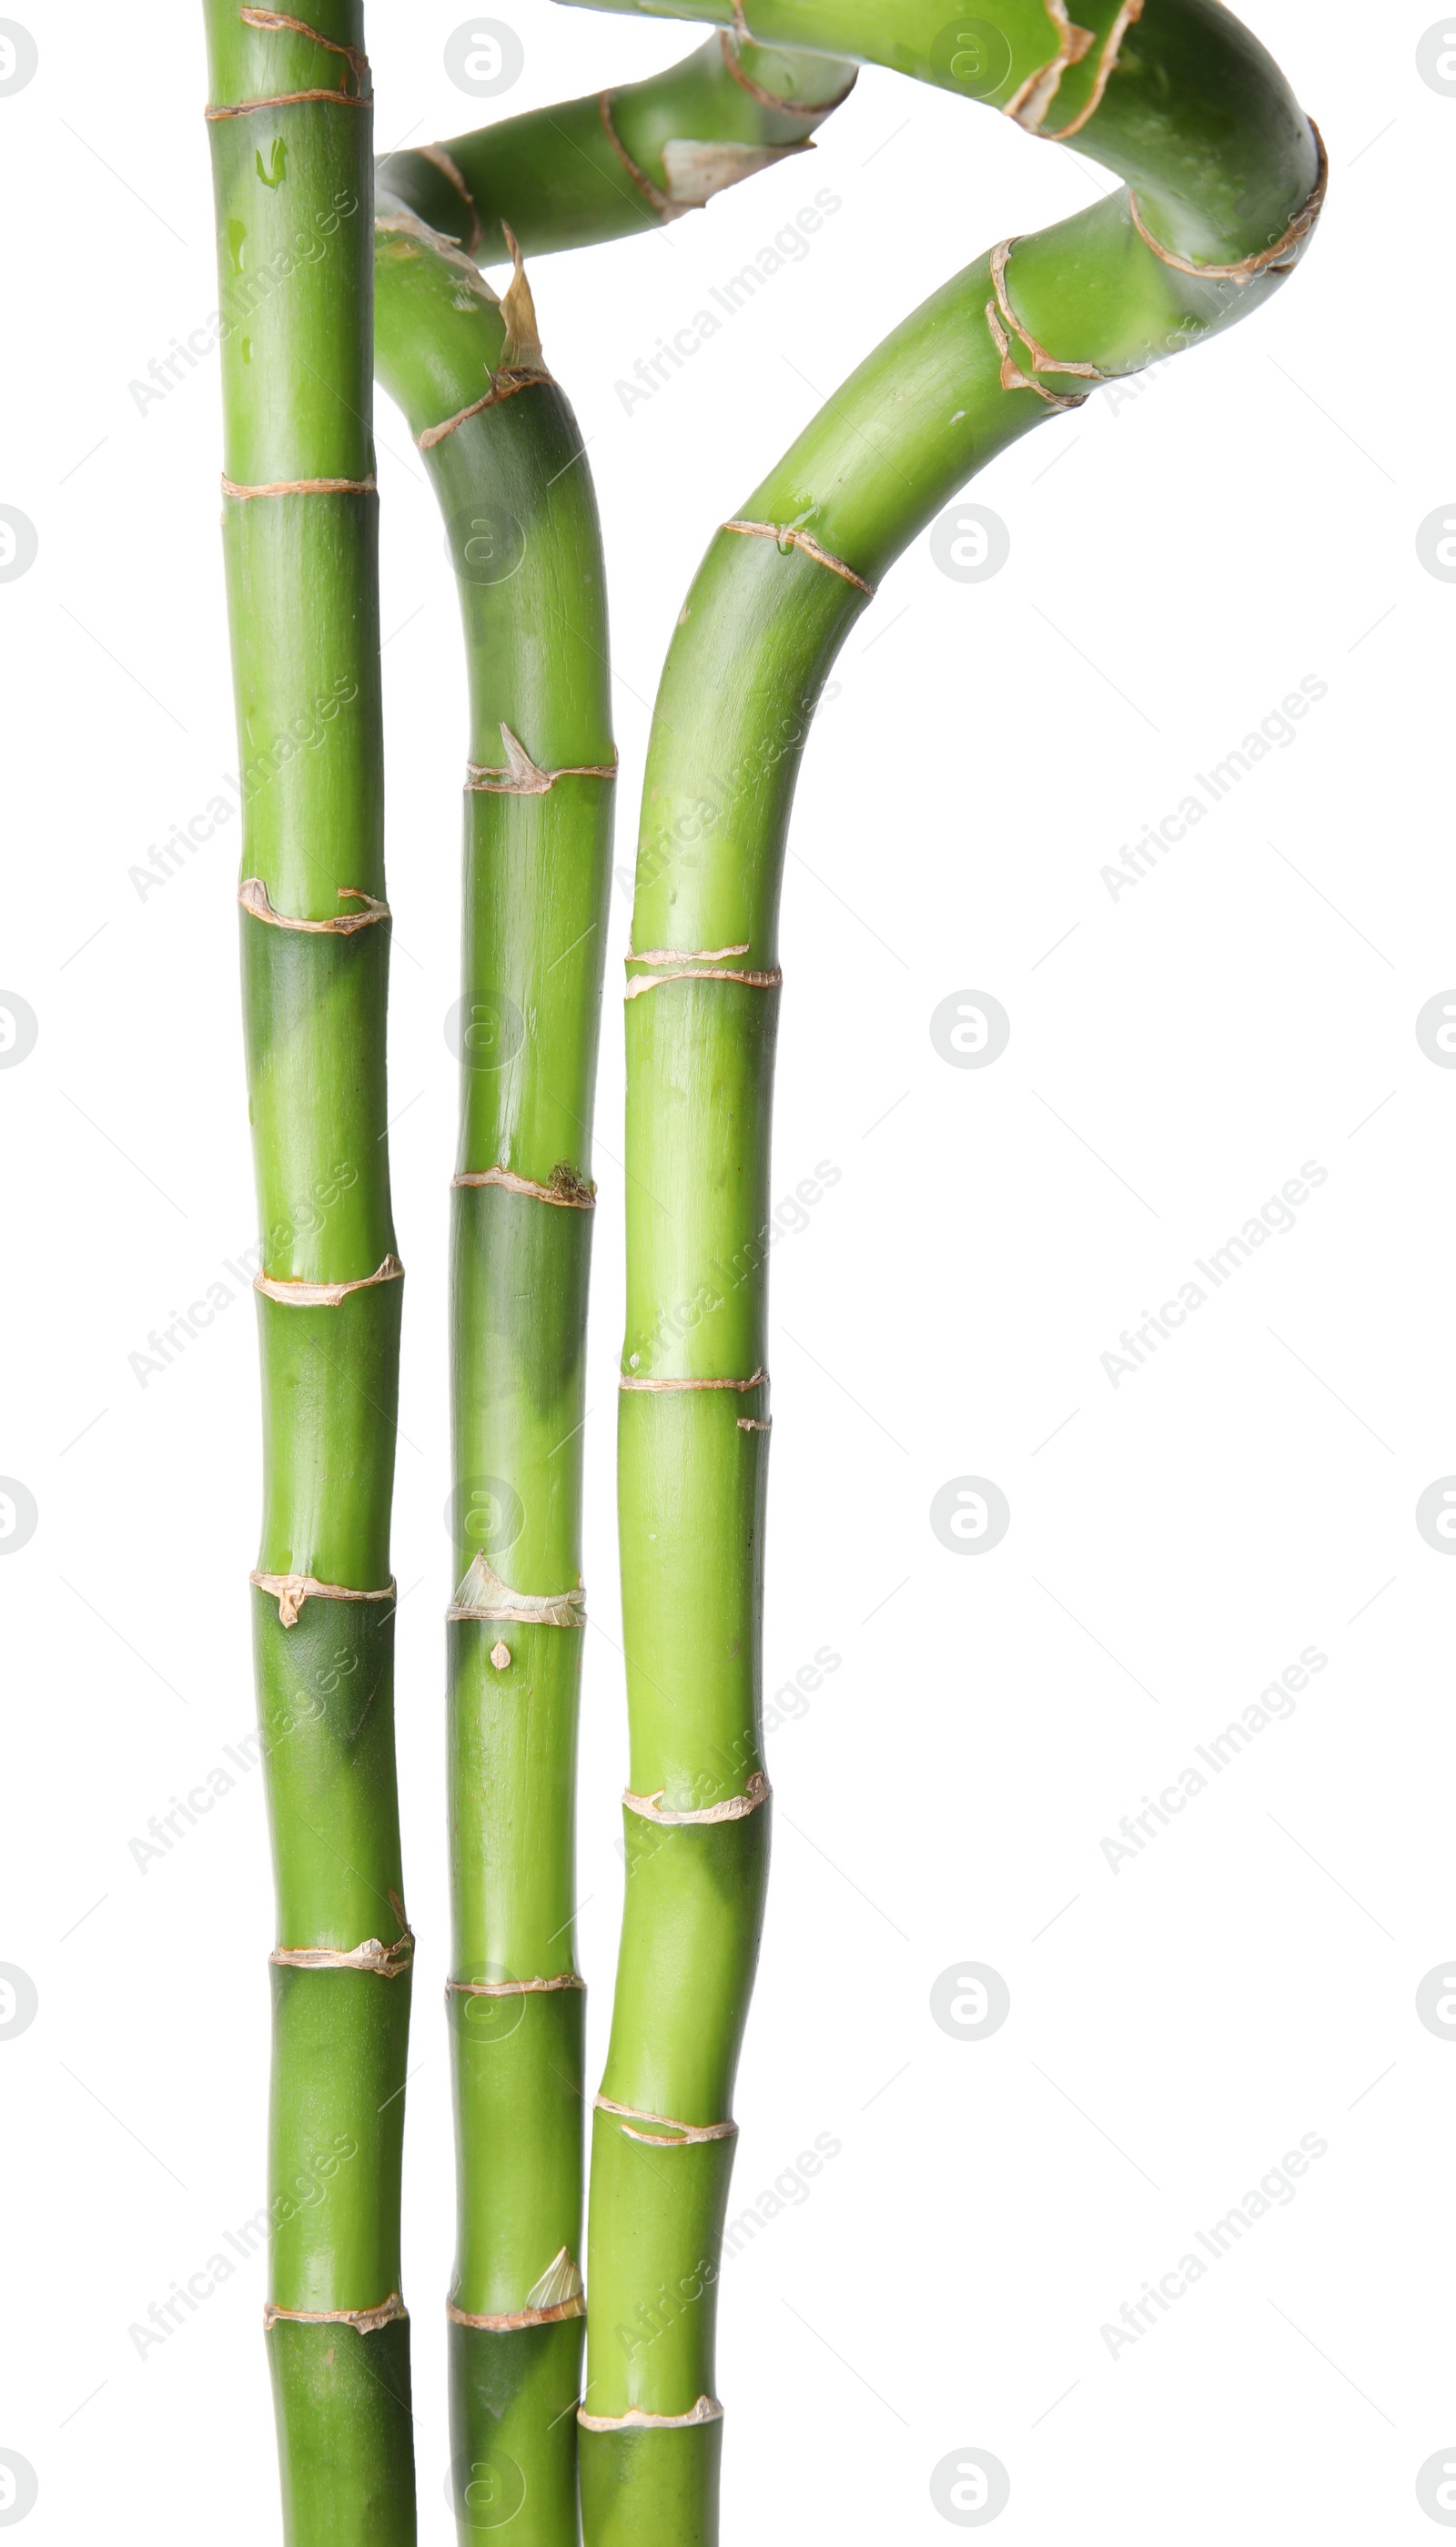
{"left": 3, "top": 0, "right": 1453, "bottom": 2536}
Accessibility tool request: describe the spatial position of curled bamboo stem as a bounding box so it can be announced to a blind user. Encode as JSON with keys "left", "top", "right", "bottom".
{"left": 576, "top": 2, "right": 1324, "bottom": 2540}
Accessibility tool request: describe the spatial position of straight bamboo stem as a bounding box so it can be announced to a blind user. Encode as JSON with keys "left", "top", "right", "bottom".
{"left": 201, "top": 4, "right": 415, "bottom": 2539}
{"left": 373, "top": 207, "right": 614, "bottom": 2545}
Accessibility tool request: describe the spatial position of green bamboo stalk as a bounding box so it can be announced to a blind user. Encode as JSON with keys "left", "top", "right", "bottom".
{"left": 202, "top": 6, "right": 414, "bottom": 2540}
{"left": 372, "top": 207, "right": 614, "bottom": 2543}
{"left": 563, "top": 2, "right": 1325, "bottom": 2538}
{"left": 379, "top": 30, "right": 855, "bottom": 266}
{"left": 369, "top": 61, "right": 857, "bottom": 2536}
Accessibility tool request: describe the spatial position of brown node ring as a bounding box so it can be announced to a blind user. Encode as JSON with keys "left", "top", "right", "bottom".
{"left": 722, "top": 517, "right": 874, "bottom": 594}
{"left": 447, "top": 2294, "right": 585, "bottom": 2330}
{"left": 264, "top": 2290, "right": 407, "bottom": 2334}
{"left": 579, "top": 2397, "right": 723, "bottom": 2431}
{"left": 465, "top": 723, "right": 616, "bottom": 793}
{"left": 1004, "top": 0, "right": 1094, "bottom": 133}
{"left": 717, "top": 29, "right": 857, "bottom": 117}
{"left": 222, "top": 474, "right": 377, "bottom": 498}
{"left": 619, "top": 1369, "right": 767, "bottom": 1393}
{"left": 598, "top": 90, "right": 682, "bottom": 220}
{"left": 249, "top": 1569, "right": 397, "bottom": 1629}
{"left": 238, "top": 880, "right": 389, "bottom": 934}
{"left": 205, "top": 88, "right": 371, "bottom": 116}
{"left": 452, "top": 1165, "right": 597, "bottom": 1209}
{"left": 415, "top": 141, "right": 482, "bottom": 252}
{"left": 418, "top": 371, "right": 554, "bottom": 451}
{"left": 624, "top": 964, "right": 782, "bottom": 1001}
{"left": 253, "top": 1254, "right": 404, "bottom": 1309}
{"left": 1129, "top": 122, "right": 1328, "bottom": 283}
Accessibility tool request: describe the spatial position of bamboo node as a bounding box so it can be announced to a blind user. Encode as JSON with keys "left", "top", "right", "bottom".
{"left": 272, "top": 1890, "right": 412, "bottom": 1977}
{"left": 619, "top": 1369, "right": 767, "bottom": 1393}
{"left": 598, "top": 89, "right": 686, "bottom": 222}
{"left": 986, "top": 238, "right": 1105, "bottom": 408}
{"left": 622, "top": 1773, "right": 771, "bottom": 1827}
{"left": 205, "top": 87, "right": 371, "bottom": 117}
{"left": 449, "top": 1551, "right": 585, "bottom": 1629}
{"left": 416, "top": 369, "right": 555, "bottom": 450}
{"left": 264, "top": 2289, "right": 407, "bottom": 2335}
{"left": 221, "top": 474, "right": 378, "bottom": 497}
{"left": 1128, "top": 122, "right": 1328, "bottom": 283}
{"left": 579, "top": 2397, "right": 723, "bottom": 2431}
{"left": 253, "top": 1255, "right": 404, "bottom": 1309}
{"left": 250, "top": 1569, "right": 397, "bottom": 1628}
{"left": 238, "top": 879, "right": 389, "bottom": 934}
{"left": 722, "top": 518, "right": 875, "bottom": 596}
{"left": 624, "top": 965, "right": 782, "bottom": 1001}
{"left": 448, "top": 2293, "right": 585, "bottom": 2330}
{"left": 1004, "top": 0, "right": 1096, "bottom": 133}
{"left": 627, "top": 943, "right": 749, "bottom": 963}
{"left": 447, "top": 1973, "right": 585, "bottom": 1996}
{"left": 238, "top": 7, "right": 369, "bottom": 91}
{"left": 594, "top": 2095, "right": 738, "bottom": 2147}
{"left": 465, "top": 723, "right": 617, "bottom": 795}
{"left": 412, "top": 141, "right": 481, "bottom": 253}
{"left": 717, "top": 28, "right": 857, "bottom": 117}
{"left": 447, "top": 2248, "right": 584, "bottom": 2331}
{"left": 452, "top": 1162, "right": 597, "bottom": 1208}
{"left": 1028, "top": 0, "right": 1144, "bottom": 140}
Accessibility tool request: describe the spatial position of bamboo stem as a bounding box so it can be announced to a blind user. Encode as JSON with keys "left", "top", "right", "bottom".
{"left": 379, "top": 31, "right": 856, "bottom": 263}
{"left": 202, "top": 4, "right": 416, "bottom": 2537}
{"left": 571, "top": 1, "right": 1323, "bottom": 2538}
{"left": 373, "top": 211, "right": 614, "bottom": 2544}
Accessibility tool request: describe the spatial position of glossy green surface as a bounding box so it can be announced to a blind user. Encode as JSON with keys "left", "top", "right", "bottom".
{"left": 375, "top": 217, "right": 614, "bottom": 2542}
{"left": 618, "top": 1398, "right": 767, "bottom": 1805}
{"left": 579, "top": 2421, "right": 722, "bottom": 2546}
{"left": 268, "top": 1965, "right": 410, "bottom": 2305}
{"left": 577, "top": 0, "right": 1321, "bottom": 2537}
{"left": 585, "top": 2115, "right": 734, "bottom": 2413}
{"left": 203, "top": 1, "right": 413, "bottom": 2532}
{"left": 255, "top": 1592, "right": 406, "bottom": 1949}
{"left": 380, "top": 32, "right": 854, "bottom": 265}
{"left": 449, "top": 2320, "right": 585, "bottom": 2544}
{"left": 268, "top": 2319, "right": 415, "bottom": 2547}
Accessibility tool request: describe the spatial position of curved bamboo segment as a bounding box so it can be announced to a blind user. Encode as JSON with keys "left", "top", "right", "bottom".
{"left": 378, "top": 29, "right": 857, "bottom": 264}
{"left": 573, "top": 0, "right": 1324, "bottom": 2537}
{"left": 373, "top": 214, "right": 614, "bottom": 2544}
{"left": 201, "top": 3, "right": 415, "bottom": 2538}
